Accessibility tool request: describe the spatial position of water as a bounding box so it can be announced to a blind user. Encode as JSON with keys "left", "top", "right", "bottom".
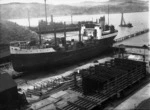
{"left": 9, "top": 12, "right": 149, "bottom": 43}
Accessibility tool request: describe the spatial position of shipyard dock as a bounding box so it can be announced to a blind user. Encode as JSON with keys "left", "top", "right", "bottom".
{"left": 13, "top": 39, "right": 150, "bottom": 110}
{"left": 14, "top": 56, "right": 149, "bottom": 110}
{"left": 0, "top": 28, "right": 149, "bottom": 110}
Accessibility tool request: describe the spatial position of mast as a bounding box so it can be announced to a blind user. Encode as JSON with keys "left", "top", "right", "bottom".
{"left": 38, "top": 24, "right": 42, "bottom": 45}
{"left": 71, "top": 15, "right": 73, "bottom": 24}
{"left": 27, "top": 9, "right": 31, "bottom": 28}
{"left": 44, "top": 0, "right": 48, "bottom": 25}
{"left": 64, "top": 22, "right": 66, "bottom": 46}
{"left": 108, "top": 5, "right": 109, "bottom": 26}
{"left": 79, "top": 23, "right": 81, "bottom": 42}
{"left": 51, "top": 15, "right": 53, "bottom": 23}
{"left": 54, "top": 23, "right": 57, "bottom": 47}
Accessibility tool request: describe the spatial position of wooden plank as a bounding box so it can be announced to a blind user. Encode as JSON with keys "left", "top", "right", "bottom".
{"left": 56, "top": 107, "right": 62, "bottom": 110}
{"left": 67, "top": 101, "right": 87, "bottom": 110}
{"left": 78, "top": 96, "right": 98, "bottom": 105}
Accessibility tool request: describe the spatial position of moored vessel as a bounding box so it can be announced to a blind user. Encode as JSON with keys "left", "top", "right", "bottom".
{"left": 10, "top": 17, "right": 118, "bottom": 72}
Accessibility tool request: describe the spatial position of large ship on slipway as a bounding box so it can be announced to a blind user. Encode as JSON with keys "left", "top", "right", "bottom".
{"left": 10, "top": 17, "right": 118, "bottom": 72}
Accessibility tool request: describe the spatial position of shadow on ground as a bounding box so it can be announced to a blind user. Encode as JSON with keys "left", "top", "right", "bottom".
{"left": 135, "top": 98, "right": 150, "bottom": 110}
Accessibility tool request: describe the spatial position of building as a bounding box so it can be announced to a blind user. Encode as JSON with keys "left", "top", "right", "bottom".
{"left": 0, "top": 73, "right": 19, "bottom": 110}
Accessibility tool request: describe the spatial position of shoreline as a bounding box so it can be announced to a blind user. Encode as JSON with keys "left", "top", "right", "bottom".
{"left": 6, "top": 11, "right": 148, "bottom": 21}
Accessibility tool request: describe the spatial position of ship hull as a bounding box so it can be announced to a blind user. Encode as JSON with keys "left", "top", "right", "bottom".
{"left": 11, "top": 36, "right": 115, "bottom": 72}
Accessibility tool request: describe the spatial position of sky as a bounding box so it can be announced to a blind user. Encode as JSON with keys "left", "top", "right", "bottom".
{"left": 0, "top": 0, "right": 148, "bottom": 5}
{"left": 0, "top": 0, "right": 110, "bottom": 5}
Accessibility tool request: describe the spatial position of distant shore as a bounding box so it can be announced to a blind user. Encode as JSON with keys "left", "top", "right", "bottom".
{"left": 1, "top": 1, "right": 148, "bottom": 19}
{"left": 6, "top": 11, "right": 149, "bottom": 20}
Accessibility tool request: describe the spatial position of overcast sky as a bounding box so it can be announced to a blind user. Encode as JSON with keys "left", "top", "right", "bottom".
{"left": 0, "top": 0, "right": 148, "bottom": 5}
{"left": 0, "top": 0, "right": 110, "bottom": 5}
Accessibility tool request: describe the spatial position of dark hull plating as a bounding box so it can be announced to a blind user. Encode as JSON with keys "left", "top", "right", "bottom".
{"left": 11, "top": 36, "right": 115, "bottom": 72}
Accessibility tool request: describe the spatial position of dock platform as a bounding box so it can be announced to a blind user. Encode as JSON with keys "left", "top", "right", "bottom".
{"left": 22, "top": 58, "right": 148, "bottom": 110}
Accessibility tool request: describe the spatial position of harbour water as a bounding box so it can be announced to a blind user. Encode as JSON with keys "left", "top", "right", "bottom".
{"left": 9, "top": 12, "right": 149, "bottom": 28}
{"left": 9, "top": 12, "right": 149, "bottom": 42}
{"left": 43, "top": 12, "right": 149, "bottom": 42}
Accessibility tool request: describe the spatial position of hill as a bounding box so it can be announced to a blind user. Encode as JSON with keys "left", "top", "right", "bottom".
{"left": 0, "top": 0, "right": 148, "bottom": 19}
{"left": 0, "top": 20, "right": 38, "bottom": 44}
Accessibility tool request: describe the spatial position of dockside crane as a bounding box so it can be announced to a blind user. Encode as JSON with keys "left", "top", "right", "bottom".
{"left": 119, "top": 12, "right": 133, "bottom": 28}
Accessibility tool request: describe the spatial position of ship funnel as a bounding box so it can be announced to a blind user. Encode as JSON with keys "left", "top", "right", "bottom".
{"left": 99, "top": 16, "right": 105, "bottom": 31}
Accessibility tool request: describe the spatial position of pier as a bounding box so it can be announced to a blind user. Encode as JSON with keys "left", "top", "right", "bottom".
{"left": 114, "top": 28, "right": 149, "bottom": 43}
{"left": 114, "top": 44, "right": 149, "bottom": 62}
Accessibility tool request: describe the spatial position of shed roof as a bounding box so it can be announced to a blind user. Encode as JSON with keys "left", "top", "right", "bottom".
{"left": 0, "top": 73, "right": 17, "bottom": 93}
